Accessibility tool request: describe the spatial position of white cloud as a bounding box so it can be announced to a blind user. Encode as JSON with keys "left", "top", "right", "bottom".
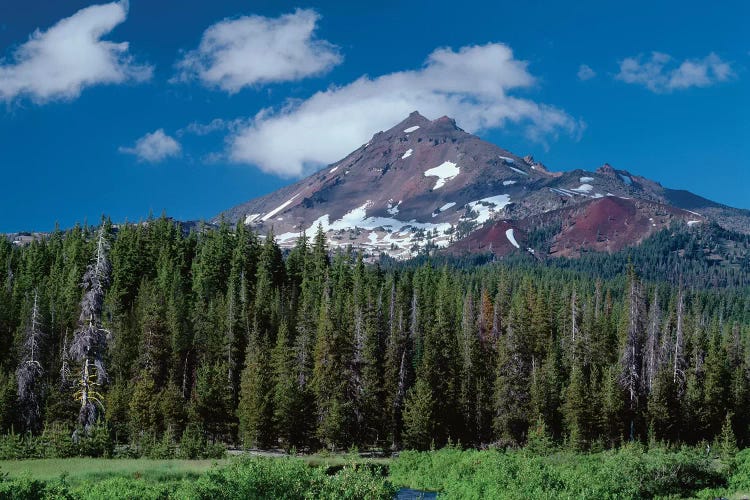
{"left": 119, "top": 129, "right": 182, "bottom": 163}
{"left": 616, "top": 52, "right": 733, "bottom": 93}
{"left": 577, "top": 64, "right": 596, "bottom": 81}
{"left": 229, "top": 43, "right": 582, "bottom": 177}
{"left": 174, "top": 9, "right": 341, "bottom": 92}
{"left": 177, "top": 118, "right": 229, "bottom": 137}
{"left": 0, "top": 1, "right": 152, "bottom": 103}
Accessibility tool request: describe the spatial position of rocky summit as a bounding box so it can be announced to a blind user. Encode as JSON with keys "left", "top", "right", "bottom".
{"left": 217, "top": 112, "right": 750, "bottom": 259}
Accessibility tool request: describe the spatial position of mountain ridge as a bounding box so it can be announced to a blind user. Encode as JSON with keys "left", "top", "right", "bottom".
{"left": 216, "top": 112, "right": 750, "bottom": 259}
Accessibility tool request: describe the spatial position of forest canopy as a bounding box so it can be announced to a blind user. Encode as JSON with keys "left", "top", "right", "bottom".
{"left": 1, "top": 216, "right": 749, "bottom": 456}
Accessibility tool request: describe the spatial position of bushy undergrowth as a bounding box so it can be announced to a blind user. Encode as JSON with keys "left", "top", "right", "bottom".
{"left": 389, "top": 444, "right": 727, "bottom": 499}
{"left": 0, "top": 457, "right": 395, "bottom": 500}
{"left": 0, "top": 424, "right": 224, "bottom": 461}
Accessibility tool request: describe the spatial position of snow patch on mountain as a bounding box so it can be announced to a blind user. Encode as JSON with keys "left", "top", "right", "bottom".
{"left": 387, "top": 200, "right": 401, "bottom": 215}
{"left": 403, "top": 126, "right": 420, "bottom": 133}
{"left": 572, "top": 184, "right": 594, "bottom": 193}
{"left": 505, "top": 228, "right": 520, "bottom": 248}
{"left": 503, "top": 180, "right": 517, "bottom": 186}
{"left": 509, "top": 166, "right": 529, "bottom": 176}
{"left": 262, "top": 194, "right": 299, "bottom": 221}
{"left": 424, "top": 161, "right": 459, "bottom": 190}
{"left": 580, "top": 176, "right": 594, "bottom": 183}
{"left": 465, "top": 194, "right": 511, "bottom": 225}
{"left": 401, "top": 149, "right": 413, "bottom": 159}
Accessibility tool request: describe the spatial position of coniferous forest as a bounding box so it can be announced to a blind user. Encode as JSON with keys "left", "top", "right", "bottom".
{"left": 1, "top": 215, "right": 750, "bottom": 459}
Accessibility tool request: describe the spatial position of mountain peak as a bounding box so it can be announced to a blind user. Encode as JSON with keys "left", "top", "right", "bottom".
{"left": 596, "top": 163, "right": 617, "bottom": 176}
{"left": 387, "top": 111, "right": 431, "bottom": 134}
{"left": 216, "top": 113, "right": 750, "bottom": 259}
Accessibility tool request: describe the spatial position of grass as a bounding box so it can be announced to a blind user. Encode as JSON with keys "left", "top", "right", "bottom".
{"left": 0, "top": 453, "right": 389, "bottom": 484}
{"left": 0, "top": 458, "right": 229, "bottom": 485}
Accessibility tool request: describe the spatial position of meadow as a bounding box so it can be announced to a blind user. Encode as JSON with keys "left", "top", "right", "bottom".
{"left": 3, "top": 445, "right": 750, "bottom": 499}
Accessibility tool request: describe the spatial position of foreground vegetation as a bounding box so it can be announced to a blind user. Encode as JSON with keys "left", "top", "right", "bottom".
{"left": 5, "top": 445, "right": 750, "bottom": 499}
{"left": 0, "top": 456, "right": 394, "bottom": 499}
{"left": 390, "top": 445, "right": 745, "bottom": 499}
{"left": 0, "top": 457, "right": 226, "bottom": 485}
{"left": 2, "top": 217, "right": 750, "bottom": 456}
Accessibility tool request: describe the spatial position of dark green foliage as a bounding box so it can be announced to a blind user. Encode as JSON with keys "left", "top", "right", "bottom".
{"left": 1, "top": 216, "right": 749, "bottom": 455}
{"left": 181, "top": 457, "right": 394, "bottom": 500}
{"left": 390, "top": 446, "right": 726, "bottom": 499}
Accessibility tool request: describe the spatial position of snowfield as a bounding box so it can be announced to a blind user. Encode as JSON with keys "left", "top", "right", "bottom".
{"left": 580, "top": 176, "right": 594, "bottom": 183}
{"left": 262, "top": 194, "right": 300, "bottom": 221}
{"left": 424, "top": 161, "right": 460, "bottom": 190}
{"left": 465, "top": 195, "right": 511, "bottom": 225}
{"left": 403, "top": 126, "right": 420, "bottom": 133}
{"left": 571, "top": 184, "right": 594, "bottom": 193}
{"left": 503, "top": 180, "right": 517, "bottom": 186}
{"left": 401, "top": 149, "right": 413, "bottom": 159}
{"left": 505, "top": 228, "right": 520, "bottom": 249}
{"left": 509, "top": 166, "right": 529, "bottom": 176}
{"left": 387, "top": 200, "right": 401, "bottom": 215}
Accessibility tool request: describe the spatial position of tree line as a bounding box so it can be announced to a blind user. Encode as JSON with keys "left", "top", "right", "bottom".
{"left": 1, "top": 216, "right": 749, "bottom": 453}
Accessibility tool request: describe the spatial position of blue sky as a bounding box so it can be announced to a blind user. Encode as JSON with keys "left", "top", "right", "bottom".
{"left": 0, "top": 0, "right": 747, "bottom": 232}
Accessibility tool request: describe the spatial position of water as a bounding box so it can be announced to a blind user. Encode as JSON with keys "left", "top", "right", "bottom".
{"left": 396, "top": 488, "right": 438, "bottom": 499}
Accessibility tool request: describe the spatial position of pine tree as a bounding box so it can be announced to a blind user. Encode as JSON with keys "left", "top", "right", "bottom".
{"left": 237, "top": 330, "right": 274, "bottom": 448}
{"left": 494, "top": 292, "right": 532, "bottom": 445}
{"left": 401, "top": 378, "right": 434, "bottom": 450}
{"left": 312, "top": 286, "right": 351, "bottom": 449}
{"left": 271, "top": 321, "right": 302, "bottom": 448}
{"left": 193, "top": 361, "right": 234, "bottom": 443}
{"left": 563, "top": 361, "right": 589, "bottom": 450}
{"left": 128, "top": 371, "right": 159, "bottom": 442}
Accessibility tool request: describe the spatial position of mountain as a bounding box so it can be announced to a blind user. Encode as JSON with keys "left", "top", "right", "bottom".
{"left": 216, "top": 112, "right": 750, "bottom": 259}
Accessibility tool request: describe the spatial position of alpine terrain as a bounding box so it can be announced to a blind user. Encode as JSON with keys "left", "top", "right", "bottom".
{"left": 217, "top": 111, "right": 750, "bottom": 259}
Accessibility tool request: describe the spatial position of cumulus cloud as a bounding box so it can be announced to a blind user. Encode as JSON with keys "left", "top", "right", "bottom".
{"left": 616, "top": 52, "right": 733, "bottom": 93}
{"left": 229, "top": 43, "right": 582, "bottom": 177}
{"left": 119, "top": 129, "right": 181, "bottom": 163}
{"left": 0, "top": 1, "right": 152, "bottom": 103}
{"left": 174, "top": 9, "right": 341, "bottom": 92}
{"left": 577, "top": 64, "right": 596, "bottom": 81}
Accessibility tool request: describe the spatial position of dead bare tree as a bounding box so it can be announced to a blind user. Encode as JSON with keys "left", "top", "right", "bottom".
{"left": 673, "top": 282, "right": 686, "bottom": 392}
{"left": 620, "top": 267, "right": 645, "bottom": 440}
{"left": 70, "top": 227, "right": 111, "bottom": 434}
{"left": 644, "top": 291, "right": 662, "bottom": 392}
{"left": 16, "top": 290, "right": 45, "bottom": 433}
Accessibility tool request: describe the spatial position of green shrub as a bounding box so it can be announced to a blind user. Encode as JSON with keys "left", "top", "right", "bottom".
{"left": 73, "top": 477, "right": 176, "bottom": 500}
{"left": 390, "top": 445, "right": 725, "bottom": 499}
{"left": 176, "top": 457, "right": 393, "bottom": 500}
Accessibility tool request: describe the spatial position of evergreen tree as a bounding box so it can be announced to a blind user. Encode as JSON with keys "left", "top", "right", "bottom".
{"left": 271, "top": 321, "right": 302, "bottom": 448}
{"left": 494, "top": 292, "right": 532, "bottom": 445}
{"left": 401, "top": 378, "right": 434, "bottom": 450}
{"left": 237, "top": 330, "right": 274, "bottom": 448}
